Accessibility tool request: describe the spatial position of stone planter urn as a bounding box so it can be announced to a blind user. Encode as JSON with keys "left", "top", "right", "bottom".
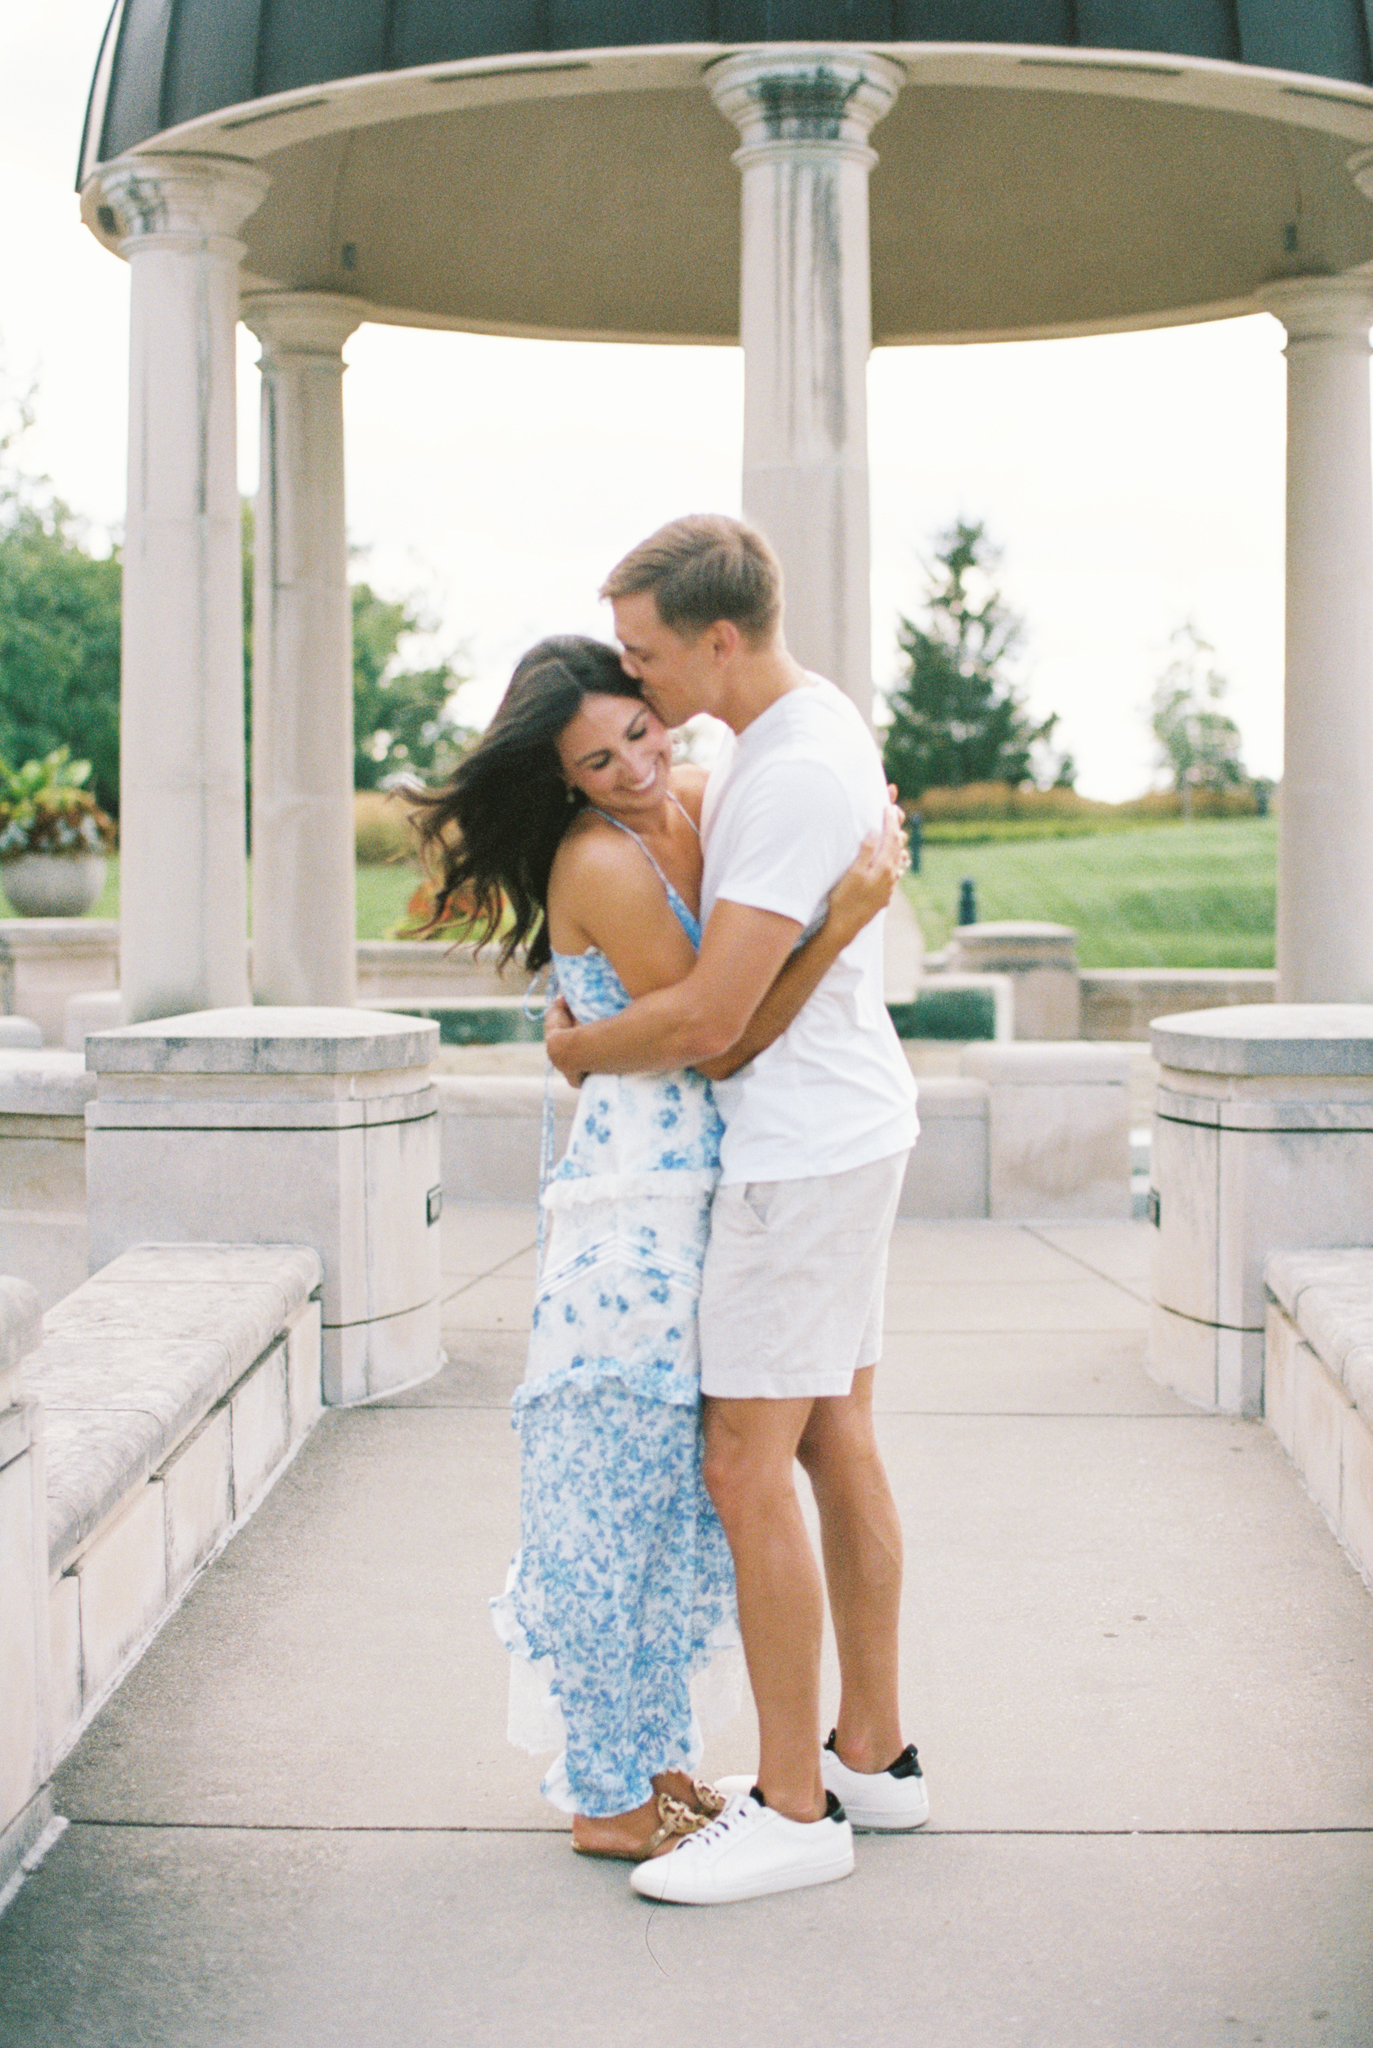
{"left": 1, "top": 852, "right": 107, "bottom": 918}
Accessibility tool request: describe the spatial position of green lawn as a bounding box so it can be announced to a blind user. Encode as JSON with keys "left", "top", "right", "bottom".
{"left": 906, "top": 817, "right": 1277, "bottom": 968}
{"left": 6, "top": 821, "right": 1279, "bottom": 970}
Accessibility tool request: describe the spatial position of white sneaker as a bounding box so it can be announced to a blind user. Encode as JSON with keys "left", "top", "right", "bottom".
{"left": 629, "top": 1790, "right": 854, "bottom": 1905}
{"left": 820, "top": 1731, "right": 930, "bottom": 1831}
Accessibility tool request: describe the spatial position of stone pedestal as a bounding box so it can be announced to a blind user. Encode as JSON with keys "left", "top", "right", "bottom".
{"left": 0, "top": 921, "right": 119, "bottom": 1048}
{"left": 0, "top": 1275, "right": 52, "bottom": 1895}
{"left": 84, "top": 1009, "right": 442, "bottom": 1404}
{"left": 1149, "top": 1005, "right": 1373, "bottom": 1417}
{"left": 960, "top": 1043, "right": 1131, "bottom": 1220}
{"left": 709, "top": 48, "right": 902, "bottom": 720}
{"left": 947, "top": 923, "right": 1080, "bottom": 1040}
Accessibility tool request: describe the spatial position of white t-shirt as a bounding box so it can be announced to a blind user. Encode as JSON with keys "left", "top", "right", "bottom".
{"left": 700, "top": 675, "right": 919, "bottom": 1184}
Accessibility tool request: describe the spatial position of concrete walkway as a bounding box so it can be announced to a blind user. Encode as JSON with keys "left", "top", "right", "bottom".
{"left": 2, "top": 1209, "right": 1372, "bottom": 2046}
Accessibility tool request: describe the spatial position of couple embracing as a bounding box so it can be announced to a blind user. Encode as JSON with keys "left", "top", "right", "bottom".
{"left": 417, "top": 514, "right": 923, "bottom": 1907}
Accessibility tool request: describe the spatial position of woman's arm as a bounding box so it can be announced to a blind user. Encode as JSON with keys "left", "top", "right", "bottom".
{"left": 694, "top": 806, "right": 906, "bottom": 1082}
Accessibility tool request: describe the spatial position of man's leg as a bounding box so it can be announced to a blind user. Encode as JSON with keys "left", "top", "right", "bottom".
{"left": 796, "top": 1366, "right": 905, "bottom": 1772}
{"left": 701, "top": 1392, "right": 826, "bottom": 1822}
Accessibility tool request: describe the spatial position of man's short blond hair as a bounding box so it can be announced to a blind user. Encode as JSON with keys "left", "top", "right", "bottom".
{"left": 600, "top": 514, "right": 782, "bottom": 643}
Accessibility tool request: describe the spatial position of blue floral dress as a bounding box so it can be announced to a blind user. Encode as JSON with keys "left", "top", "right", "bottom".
{"left": 489, "top": 845, "right": 740, "bottom": 1818}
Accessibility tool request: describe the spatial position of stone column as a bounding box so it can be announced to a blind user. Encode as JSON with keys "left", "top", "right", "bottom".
{"left": 1261, "top": 277, "right": 1373, "bottom": 1004}
{"left": 709, "top": 49, "right": 902, "bottom": 721}
{"left": 242, "top": 294, "right": 367, "bottom": 1009}
{"left": 91, "top": 155, "right": 270, "bottom": 1024}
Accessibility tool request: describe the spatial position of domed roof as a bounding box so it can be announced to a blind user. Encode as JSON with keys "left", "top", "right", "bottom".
{"left": 80, "top": 3, "right": 1373, "bottom": 346}
{"left": 82, "top": 0, "right": 1373, "bottom": 162}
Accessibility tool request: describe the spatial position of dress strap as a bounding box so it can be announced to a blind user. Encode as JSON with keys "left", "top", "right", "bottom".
{"left": 588, "top": 805, "right": 702, "bottom": 947}
{"left": 666, "top": 789, "right": 701, "bottom": 840}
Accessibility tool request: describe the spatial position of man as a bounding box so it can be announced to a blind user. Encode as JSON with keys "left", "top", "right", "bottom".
{"left": 545, "top": 513, "right": 924, "bottom": 1906}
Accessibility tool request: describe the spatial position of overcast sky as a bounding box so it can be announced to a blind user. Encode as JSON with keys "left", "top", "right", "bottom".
{"left": 3, "top": 4, "right": 1299, "bottom": 798}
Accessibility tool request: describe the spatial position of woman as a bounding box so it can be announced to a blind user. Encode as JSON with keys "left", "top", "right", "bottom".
{"left": 414, "top": 636, "right": 902, "bottom": 1862}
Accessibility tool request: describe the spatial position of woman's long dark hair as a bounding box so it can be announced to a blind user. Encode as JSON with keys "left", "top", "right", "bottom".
{"left": 411, "top": 635, "right": 644, "bottom": 973}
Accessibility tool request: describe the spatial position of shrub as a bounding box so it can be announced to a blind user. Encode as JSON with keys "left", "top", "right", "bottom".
{"left": 909, "top": 782, "right": 1114, "bottom": 823}
{"left": 354, "top": 788, "right": 417, "bottom": 865}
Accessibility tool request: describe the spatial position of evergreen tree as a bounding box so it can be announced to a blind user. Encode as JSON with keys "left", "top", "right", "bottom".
{"left": 882, "top": 519, "right": 1059, "bottom": 801}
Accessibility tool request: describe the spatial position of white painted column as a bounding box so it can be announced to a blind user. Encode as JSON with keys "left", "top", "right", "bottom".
{"left": 242, "top": 294, "right": 366, "bottom": 1008}
{"left": 1262, "top": 278, "right": 1373, "bottom": 1003}
{"left": 91, "top": 155, "right": 269, "bottom": 1023}
{"left": 709, "top": 49, "right": 902, "bottom": 721}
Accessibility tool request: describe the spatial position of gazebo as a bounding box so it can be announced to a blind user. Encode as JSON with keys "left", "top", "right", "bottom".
{"left": 79, "top": 3, "right": 1373, "bottom": 1022}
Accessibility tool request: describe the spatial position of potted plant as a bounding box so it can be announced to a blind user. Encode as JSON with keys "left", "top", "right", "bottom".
{"left": 0, "top": 747, "right": 117, "bottom": 917}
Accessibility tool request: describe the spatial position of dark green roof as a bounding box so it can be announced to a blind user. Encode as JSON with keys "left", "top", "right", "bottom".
{"left": 83, "top": 0, "right": 1373, "bottom": 174}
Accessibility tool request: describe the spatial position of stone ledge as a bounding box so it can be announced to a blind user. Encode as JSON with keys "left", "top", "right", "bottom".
{"left": 0, "top": 1050, "right": 96, "bottom": 1117}
{"left": 961, "top": 1041, "right": 1132, "bottom": 1087}
{"left": 86, "top": 1006, "right": 439, "bottom": 1076}
{"left": 1153, "top": 1004, "right": 1373, "bottom": 1077}
{"left": 26, "top": 1244, "right": 322, "bottom": 1575}
{"left": 0, "top": 1276, "right": 42, "bottom": 1379}
{"left": 1265, "top": 1249, "right": 1373, "bottom": 1429}
{"left": 1264, "top": 1291, "right": 1373, "bottom": 1592}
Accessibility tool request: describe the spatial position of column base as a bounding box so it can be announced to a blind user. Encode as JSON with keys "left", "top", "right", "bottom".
{"left": 1149, "top": 1301, "right": 1263, "bottom": 1416}
{"left": 324, "top": 1297, "right": 444, "bottom": 1406}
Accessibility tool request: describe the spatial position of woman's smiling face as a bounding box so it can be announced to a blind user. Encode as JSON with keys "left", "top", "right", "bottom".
{"left": 556, "top": 691, "right": 673, "bottom": 818}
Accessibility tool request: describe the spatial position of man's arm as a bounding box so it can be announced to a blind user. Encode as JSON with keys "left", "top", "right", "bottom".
{"left": 697, "top": 812, "right": 902, "bottom": 1081}
{"left": 545, "top": 898, "right": 803, "bottom": 1079}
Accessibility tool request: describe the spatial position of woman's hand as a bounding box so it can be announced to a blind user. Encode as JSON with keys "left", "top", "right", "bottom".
{"left": 825, "top": 801, "right": 910, "bottom": 947}
{"left": 544, "top": 994, "right": 586, "bottom": 1087}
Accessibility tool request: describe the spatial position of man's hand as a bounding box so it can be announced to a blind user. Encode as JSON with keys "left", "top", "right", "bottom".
{"left": 824, "top": 801, "right": 909, "bottom": 947}
{"left": 544, "top": 994, "right": 586, "bottom": 1086}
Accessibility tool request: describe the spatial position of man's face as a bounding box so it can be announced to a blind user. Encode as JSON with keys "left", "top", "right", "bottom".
{"left": 611, "top": 591, "right": 716, "bottom": 728}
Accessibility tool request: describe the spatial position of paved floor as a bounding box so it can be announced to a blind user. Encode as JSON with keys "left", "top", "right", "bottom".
{"left": 3, "top": 1211, "right": 1372, "bottom": 2046}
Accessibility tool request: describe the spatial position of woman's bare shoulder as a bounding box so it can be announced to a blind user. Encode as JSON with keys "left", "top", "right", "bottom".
{"left": 549, "top": 810, "right": 644, "bottom": 898}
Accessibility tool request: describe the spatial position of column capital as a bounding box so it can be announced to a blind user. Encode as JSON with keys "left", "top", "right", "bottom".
{"left": 243, "top": 292, "right": 368, "bottom": 361}
{"left": 707, "top": 47, "right": 903, "bottom": 169}
{"left": 1259, "top": 274, "right": 1373, "bottom": 346}
{"left": 86, "top": 153, "right": 270, "bottom": 259}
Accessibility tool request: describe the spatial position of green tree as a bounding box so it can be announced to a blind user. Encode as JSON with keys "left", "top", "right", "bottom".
{"left": 1150, "top": 623, "right": 1245, "bottom": 819}
{"left": 882, "top": 519, "right": 1060, "bottom": 802}
{"left": 349, "top": 583, "right": 472, "bottom": 790}
{"left": 0, "top": 385, "right": 122, "bottom": 817}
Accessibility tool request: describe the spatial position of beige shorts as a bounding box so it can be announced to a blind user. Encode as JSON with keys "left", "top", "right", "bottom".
{"left": 698, "top": 1151, "right": 909, "bottom": 1402}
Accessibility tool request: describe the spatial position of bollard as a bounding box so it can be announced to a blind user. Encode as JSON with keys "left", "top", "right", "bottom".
{"left": 905, "top": 812, "right": 922, "bottom": 874}
{"left": 958, "top": 877, "right": 978, "bottom": 926}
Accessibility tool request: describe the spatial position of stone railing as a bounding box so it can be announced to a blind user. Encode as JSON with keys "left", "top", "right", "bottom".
{"left": 1265, "top": 1248, "right": 1373, "bottom": 1589}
